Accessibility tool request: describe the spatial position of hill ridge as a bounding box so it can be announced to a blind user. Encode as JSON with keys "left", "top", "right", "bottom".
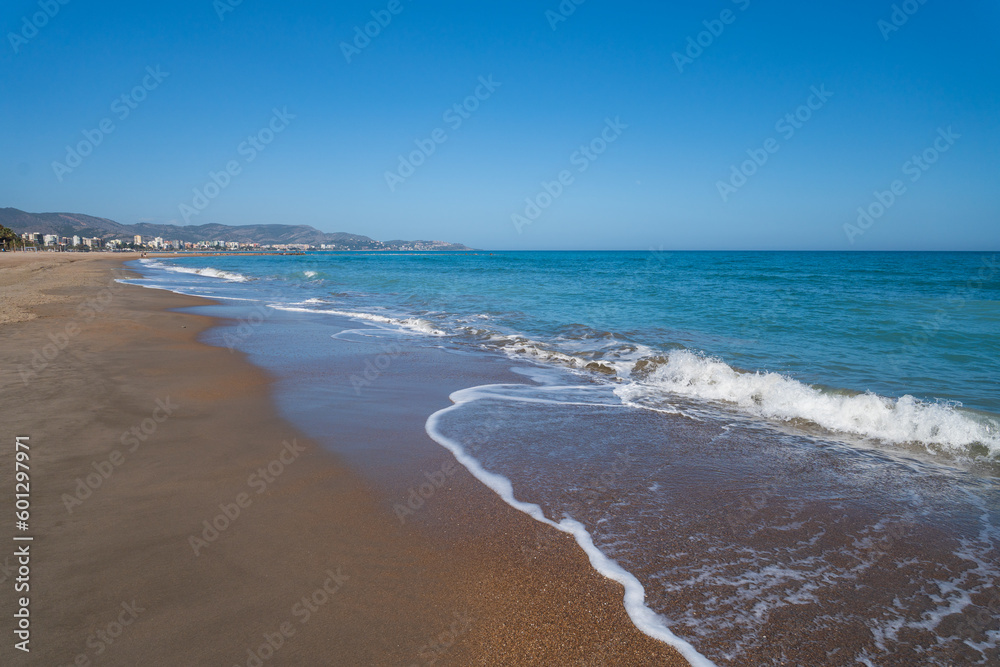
{"left": 1, "top": 208, "right": 473, "bottom": 251}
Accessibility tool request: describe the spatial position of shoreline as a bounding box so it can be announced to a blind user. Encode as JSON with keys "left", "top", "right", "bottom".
{"left": 0, "top": 253, "right": 689, "bottom": 665}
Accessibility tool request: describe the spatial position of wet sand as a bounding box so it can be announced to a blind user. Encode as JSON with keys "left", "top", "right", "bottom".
{"left": 0, "top": 252, "right": 688, "bottom": 665}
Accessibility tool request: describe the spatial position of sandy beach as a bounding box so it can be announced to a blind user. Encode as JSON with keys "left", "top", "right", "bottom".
{"left": 0, "top": 252, "right": 687, "bottom": 665}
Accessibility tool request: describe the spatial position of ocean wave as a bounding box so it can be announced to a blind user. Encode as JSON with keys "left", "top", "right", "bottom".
{"left": 615, "top": 350, "right": 1000, "bottom": 458}
{"left": 425, "top": 385, "right": 718, "bottom": 667}
{"left": 129, "top": 257, "right": 1000, "bottom": 458}
{"left": 453, "top": 328, "right": 636, "bottom": 377}
{"left": 267, "top": 305, "right": 447, "bottom": 336}
{"left": 430, "top": 322, "right": 1000, "bottom": 458}
{"left": 139, "top": 259, "right": 251, "bottom": 282}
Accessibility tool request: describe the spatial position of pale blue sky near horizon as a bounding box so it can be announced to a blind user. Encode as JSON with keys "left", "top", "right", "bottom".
{"left": 1, "top": 1, "right": 998, "bottom": 250}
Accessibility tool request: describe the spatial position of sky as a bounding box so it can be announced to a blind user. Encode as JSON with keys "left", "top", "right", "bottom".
{"left": 1, "top": 0, "right": 998, "bottom": 250}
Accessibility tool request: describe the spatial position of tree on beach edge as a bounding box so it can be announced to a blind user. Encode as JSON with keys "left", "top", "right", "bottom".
{"left": 0, "top": 225, "right": 23, "bottom": 251}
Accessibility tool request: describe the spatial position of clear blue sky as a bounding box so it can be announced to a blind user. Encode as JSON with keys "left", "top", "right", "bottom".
{"left": 2, "top": 0, "right": 998, "bottom": 250}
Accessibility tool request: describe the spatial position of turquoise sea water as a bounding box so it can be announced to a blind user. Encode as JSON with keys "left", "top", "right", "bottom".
{"left": 135, "top": 251, "right": 1000, "bottom": 453}
{"left": 128, "top": 251, "right": 1000, "bottom": 666}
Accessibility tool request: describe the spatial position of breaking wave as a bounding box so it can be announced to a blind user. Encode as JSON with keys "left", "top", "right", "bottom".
{"left": 266, "top": 305, "right": 447, "bottom": 336}
{"left": 615, "top": 350, "right": 1000, "bottom": 459}
{"left": 139, "top": 259, "right": 251, "bottom": 282}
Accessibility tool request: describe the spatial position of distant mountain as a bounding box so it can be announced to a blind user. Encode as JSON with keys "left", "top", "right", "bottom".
{"left": 0, "top": 208, "right": 474, "bottom": 251}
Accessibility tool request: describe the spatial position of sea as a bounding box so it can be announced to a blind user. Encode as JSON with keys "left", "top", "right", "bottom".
{"left": 125, "top": 250, "right": 999, "bottom": 666}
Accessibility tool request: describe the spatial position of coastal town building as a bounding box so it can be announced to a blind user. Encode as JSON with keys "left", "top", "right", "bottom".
{"left": 10, "top": 229, "right": 464, "bottom": 254}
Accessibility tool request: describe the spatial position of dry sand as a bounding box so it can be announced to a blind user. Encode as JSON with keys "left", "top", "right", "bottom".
{"left": 0, "top": 252, "right": 689, "bottom": 665}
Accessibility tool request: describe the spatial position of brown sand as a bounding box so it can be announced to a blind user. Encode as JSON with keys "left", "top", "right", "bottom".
{"left": 0, "top": 252, "right": 689, "bottom": 665}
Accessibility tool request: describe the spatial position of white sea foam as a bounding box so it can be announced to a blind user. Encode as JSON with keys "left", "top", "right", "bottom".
{"left": 267, "top": 305, "right": 447, "bottom": 336}
{"left": 289, "top": 298, "right": 332, "bottom": 306}
{"left": 139, "top": 259, "right": 251, "bottom": 282}
{"left": 115, "top": 279, "right": 183, "bottom": 294}
{"left": 193, "top": 294, "right": 260, "bottom": 301}
{"left": 477, "top": 332, "right": 628, "bottom": 375}
{"left": 425, "top": 384, "right": 718, "bottom": 667}
{"left": 116, "top": 279, "right": 261, "bottom": 302}
{"left": 615, "top": 350, "right": 1000, "bottom": 457}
